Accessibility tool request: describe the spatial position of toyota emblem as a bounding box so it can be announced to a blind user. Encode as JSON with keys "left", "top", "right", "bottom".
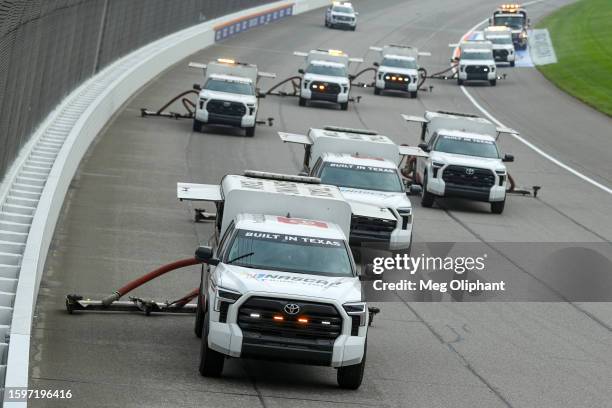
{"left": 465, "top": 168, "right": 475, "bottom": 176}
{"left": 284, "top": 303, "right": 300, "bottom": 315}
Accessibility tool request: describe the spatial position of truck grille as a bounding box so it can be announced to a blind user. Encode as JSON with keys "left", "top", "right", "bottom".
{"left": 238, "top": 297, "right": 342, "bottom": 341}
{"left": 351, "top": 214, "right": 397, "bottom": 242}
{"left": 310, "top": 81, "right": 341, "bottom": 95}
{"left": 442, "top": 165, "right": 495, "bottom": 188}
{"left": 334, "top": 15, "right": 354, "bottom": 21}
{"left": 465, "top": 65, "right": 491, "bottom": 74}
{"left": 493, "top": 49, "right": 509, "bottom": 60}
{"left": 206, "top": 100, "right": 246, "bottom": 117}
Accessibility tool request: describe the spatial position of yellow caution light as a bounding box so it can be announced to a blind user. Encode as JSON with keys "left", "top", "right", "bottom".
{"left": 273, "top": 315, "right": 284, "bottom": 321}
{"left": 298, "top": 318, "right": 309, "bottom": 324}
{"left": 328, "top": 49, "right": 344, "bottom": 56}
{"left": 217, "top": 58, "right": 236, "bottom": 64}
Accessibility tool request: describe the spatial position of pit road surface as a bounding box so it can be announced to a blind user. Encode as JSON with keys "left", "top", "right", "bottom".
{"left": 30, "top": 0, "right": 612, "bottom": 407}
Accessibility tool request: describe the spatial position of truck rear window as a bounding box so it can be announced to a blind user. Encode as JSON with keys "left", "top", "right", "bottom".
{"left": 226, "top": 230, "right": 354, "bottom": 277}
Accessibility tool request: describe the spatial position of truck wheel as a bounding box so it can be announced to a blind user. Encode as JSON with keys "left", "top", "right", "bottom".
{"left": 490, "top": 79, "right": 497, "bottom": 86}
{"left": 340, "top": 102, "right": 349, "bottom": 111}
{"left": 337, "top": 340, "right": 366, "bottom": 389}
{"left": 510, "top": 61, "right": 515, "bottom": 67}
{"left": 194, "top": 278, "right": 205, "bottom": 338}
{"left": 421, "top": 174, "right": 435, "bottom": 208}
{"left": 374, "top": 87, "right": 381, "bottom": 95}
{"left": 491, "top": 200, "right": 505, "bottom": 214}
{"left": 457, "top": 78, "right": 464, "bottom": 86}
{"left": 245, "top": 126, "right": 256, "bottom": 137}
{"left": 193, "top": 119, "right": 202, "bottom": 133}
{"left": 199, "top": 307, "right": 225, "bottom": 377}
{"left": 409, "top": 91, "right": 417, "bottom": 99}
{"left": 299, "top": 97, "right": 307, "bottom": 107}
{"left": 351, "top": 26, "right": 356, "bottom": 31}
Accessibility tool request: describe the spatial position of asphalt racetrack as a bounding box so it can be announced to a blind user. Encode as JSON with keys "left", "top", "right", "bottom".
{"left": 29, "top": 0, "right": 612, "bottom": 407}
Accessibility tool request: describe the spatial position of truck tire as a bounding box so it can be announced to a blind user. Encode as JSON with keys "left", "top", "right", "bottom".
{"left": 245, "top": 126, "right": 256, "bottom": 137}
{"left": 490, "top": 79, "right": 497, "bottom": 86}
{"left": 340, "top": 102, "right": 349, "bottom": 111}
{"left": 199, "top": 307, "right": 225, "bottom": 377}
{"left": 491, "top": 200, "right": 505, "bottom": 214}
{"left": 194, "top": 278, "right": 205, "bottom": 338}
{"left": 337, "top": 340, "right": 366, "bottom": 389}
{"left": 351, "top": 26, "right": 356, "bottom": 31}
{"left": 299, "top": 97, "right": 307, "bottom": 107}
{"left": 457, "top": 78, "right": 464, "bottom": 86}
{"left": 510, "top": 61, "right": 515, "bottom": 67}
{"left": 193, "top": 119, "right": 203, "bottom": 133}
{"left": 409, "top": 91, "right": 417, "bottom": 99}
{"left": 374, "top": 87, "right": 381, "bottom": 95}
{"left": 421, "top": 174, "right": 435, "bottom": 208}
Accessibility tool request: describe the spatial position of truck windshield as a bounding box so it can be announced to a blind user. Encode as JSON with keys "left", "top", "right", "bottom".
{"left": 332, "top": 6, "right": 353, "bottom": 13}
{"left": 226, "top": 230, "right": 354, "bottom": 277}
{"left": 306, "top": 64, "right": 347, "bottom": 77}
{"left": 381, "top": 57, "right": 417, "bottom": 69}
{"left": 461, "top": 51, "right": 494, "bottom": 60}
{"left": 493, "top": 15, "right": 524, "bottom": 29}
{"left": 487, "top": 36, "right": 512, "bottom": 45}
{"left": 204, "top": 78, "right": 254, "bottom": 95}
{"left": 320, "top": 163, "right": 403, "bottom": 192}
{"left": 434, "top": 135, "right": 500, "bottom": 159}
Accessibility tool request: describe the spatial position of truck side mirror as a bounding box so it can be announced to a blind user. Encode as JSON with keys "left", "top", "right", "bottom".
{"left": 195, "top": 246, "right": 218, "bottom": 265}
{"left": 418, "top": 142, "right": 430, "bottom": 152}
{"left": 359, "top": 264, "right": 380, "bottom": 281}
{"left": 373, "top": 62, "right": 380, "bottom": 67}
{"left": 257, "top": 92, "right": 266, "bottom": 99}
{"left": 298, "top": 68, "right": 305, "bottom": 75}
{"left": 193, "top": 83, "right": 201, "bottom": 91}
{"left": 408, "top": 185, "right": 423, "bottom": 195}
{"left": 488, "top": 18, "right": 492, "bottom": 25}
{"left": 502, "top": 154, "right": 514, "bottom": 163}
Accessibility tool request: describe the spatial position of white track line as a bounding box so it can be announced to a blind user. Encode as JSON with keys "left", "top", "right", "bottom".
{"left": 457, "top": 3, "right": 612, "bottom": 195}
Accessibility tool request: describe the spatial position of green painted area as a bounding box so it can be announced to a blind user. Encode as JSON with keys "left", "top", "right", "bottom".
{"left": 537, "top": 0, "right": 612, "bottom": 116}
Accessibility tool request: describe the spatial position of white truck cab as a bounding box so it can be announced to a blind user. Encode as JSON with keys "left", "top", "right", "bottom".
{"left": 370, "top": 45, "right": 430, "bottom": 98}
{"left": 484, "top": 26, "right": 516, "bottom": 66}
{"left": 295, "top": 49, "right": 363, "bottom": 110}
{"left": 191, "top": 59, "right": 275, "bottom": 137}
{"left": 454, "top": 41, "right": 498, "bottom": 86}
{"left": 279, "top": 126, "right": 422, "bottom": 252}
{"left": 491, "top": 4, "right": 529, "bottom": 50}
{"left": 402, "top": 111, "right": 517, "bottom": 214}
{"left": 325, "top": 2, "right": 358, "bottom": 30}
{"left": 177, "top": 171, "right": 370, "bottom": 389}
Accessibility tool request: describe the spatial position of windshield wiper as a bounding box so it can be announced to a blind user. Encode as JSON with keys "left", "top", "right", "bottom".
{"left": 228, "top": 252, "right": 255, "bottom": 264}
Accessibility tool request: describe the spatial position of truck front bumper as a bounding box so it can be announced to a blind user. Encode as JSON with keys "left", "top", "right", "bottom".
{"left": 458, "top": 71, "right": 497, "bottom": 81}
{"left": 195, "top": 109, "right": 255, "bottom": 128}
{"left": 375, "top": 78, "right": 417, "bottom": 92}
{"left": 301, "top": 88, "right": 348, "bottom": 104}
{"left": 427, "top": 177, "right": 506, "bottom": 202}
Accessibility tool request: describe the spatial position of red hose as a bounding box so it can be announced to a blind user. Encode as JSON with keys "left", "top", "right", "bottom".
{"left": 102, "top": 258, "right": 200, "bottom": 306}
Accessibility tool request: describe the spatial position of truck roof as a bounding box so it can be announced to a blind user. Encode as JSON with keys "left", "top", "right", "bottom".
{"left": 306, "top": 49, "right": 350, "bottom": 66}
{"left": 321, "top": 152, "right": 399, "bottom": 169}
{"left": 381, "top": 45, "right": 419, "bottom": 59}
{"left": 310, "top": 60, "right": 346, "bottom": 68}
{"left": 459, "top": 41, "right": 493, "bottom": 51}
{"left": 424, "top": 111, "right": 498, "bottom": 138}
{"left": 235, "top": 214, "right": 346, "bottom": 240}
{"left": 206, "top": 60, "right": 258, "bottom": 83}
{"left": 208, "top": 73, "right": 253, "bottom": 84}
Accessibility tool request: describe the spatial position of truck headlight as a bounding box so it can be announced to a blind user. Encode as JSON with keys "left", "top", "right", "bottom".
{"left": 460, "top": 65, "right": 465, "bottom": 72}
{"left": 397, "top": 208, "right": 412, "bottom": 229}
{"left": 432, "top": 161, "right": 444, "bottom": 178}
{"left": 199, "top": 98, "right": 207, "bottom": 109}
{"left": 343, "top": 302, "right": 367, "bottom": 335}
{"left": 211, "top": 279, "right": 242, "bottom": 312}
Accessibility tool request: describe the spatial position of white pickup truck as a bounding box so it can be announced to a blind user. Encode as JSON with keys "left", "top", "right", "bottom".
{"left": 369, "top": 45, "right": 430, "bottom": 98}
{"left": 325, "top": 1, "right": 358, "bottom": 30}
{"left": 402, "top": 111, "right": 517, "bottom": 214}
{"left": 177, "top": 171, "right": 372, "bottom": 389}
{"left": 454, "top": 41, "right": 498, "bottom": 86}
{"left": 294, "top": 49, "right": 363, "bottom": 110}
{"left": 279, "top": 126, "right": 422, "bottom": 252}
{"left": 484, "top": 26, "right": 516, "bottom": 66}
{"left": 191, "top": 59, "right": 275, "bottom": 137}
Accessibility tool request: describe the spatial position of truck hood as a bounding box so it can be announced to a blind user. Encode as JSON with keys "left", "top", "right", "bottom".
{"left": 379, "top": 67, "right": 418, "bottom": 76}
{"left": 217, "top": 264, "right": 362, "bottom": 302}
{"left": 199, "top": 89, "right": 256, "bottom": 105}
{"left": 431, "top": 151, "right": 506, "bottom": 171}
{"left": 304, "top": 73, "right": 349, "bottom": 86}
{"left": 460, "top": 59, "right": 495, "bottom": 66}
{"left": 340, "top": 187, "right": 411, "bottom": 211}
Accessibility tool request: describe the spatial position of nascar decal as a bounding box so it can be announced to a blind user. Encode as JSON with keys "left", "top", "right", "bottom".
{"left": 237, "top": 270, "right": 344, "bottom": 288}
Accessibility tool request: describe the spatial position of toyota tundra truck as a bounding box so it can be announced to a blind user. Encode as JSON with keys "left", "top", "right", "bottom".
{"left": 369, "top": 45, "right": 430, "bottom": 98}
{"left": 294, "top": 49, "right": 363, "bottom": 110}
{"left": 484, "top": 26, "right": 516, "bottom": 66}
{"left": 491, "top": 4, "right": 529, "bottom": 50}
{"left": 279, "top": 126, "right": 423, "bottom": 252}
{"left": 325, "top": 1, "right": 358, "bottom": 30}
{"left": 177, "top": 171, "right": 371, "bottom": 388}
{"left": 454, "top": 41, "right": 498, "bottom": 86}
{"left": 191, "top": 58, "right": 275, "bottom": 137}
{"left": 402, "top": 111, "right": 517, "bottom": 214}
